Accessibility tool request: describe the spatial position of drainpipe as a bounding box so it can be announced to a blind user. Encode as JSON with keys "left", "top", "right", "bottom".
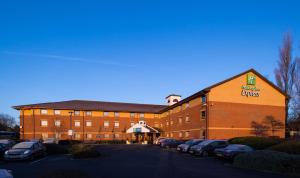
{"left": 33, "top": 109, "right": 36, "bottom": 139}
{"left": 206, "top": 93, "right": 209, "bottom": 139}
{"left": 83, "top": 111, "right": 85, "bottom": 142}
{"left": 22, "top": 110, "right": 25, "bottom": 140}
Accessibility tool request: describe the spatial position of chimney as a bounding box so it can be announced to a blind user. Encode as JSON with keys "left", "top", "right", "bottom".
{"left": 166, "top": 94, "right": 181, "bottom": 106}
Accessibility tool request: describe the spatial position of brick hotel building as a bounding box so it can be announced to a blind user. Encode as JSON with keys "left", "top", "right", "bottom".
{"left": 14, "top": 69, "right": 287, "bottom": 141}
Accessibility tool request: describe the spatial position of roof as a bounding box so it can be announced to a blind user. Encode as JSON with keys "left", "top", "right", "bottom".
{"left": 159, "top": 68, "right": 287, "bottom": 113}
{"left": 13, "top": 100, "right": 167, "bottom": 113}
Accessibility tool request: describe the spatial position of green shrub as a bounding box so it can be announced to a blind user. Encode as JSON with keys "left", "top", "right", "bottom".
{"left": 58, "top": 140, "right": 82, "bottom": 145}
{"left": 95, "top": 140, "right": 126, "bottom": 144}
{"left": 228, "top": 136, "right": 281, "bottom": 149}
{"left": 70, "top": 144, "right": 100, "bottom": 159}
{"left": 45, "top": 144, "right": 69, "bottom": 155}
{"left": 233, "top": 150, "right": 300, "bottom": 176}
{"left": 268, "top": 141, "right": 300, "bottom": 155}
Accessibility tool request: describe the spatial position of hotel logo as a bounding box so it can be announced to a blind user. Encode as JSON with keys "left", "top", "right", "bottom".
{"left": 241, "top": 73, "right": 260, "bottom": 97}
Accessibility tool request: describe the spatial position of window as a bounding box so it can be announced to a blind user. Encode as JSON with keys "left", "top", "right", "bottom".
{"left": 55, "top": 120, "right": 61, "bottom": 127}
{"left": 170, "top": 133, "right": 173, "bottom": 137}
{"left": 54, "top": 110, "right": 61, "bottom": 115}
{"left": 104, "top": 121, "right": 109, "bottom": 127}
{"left": 41, "top": 109, "right": 48, "bottom": 115}
{"left": 104, "top": 134, "right": 110, "bottom": 138}
{"left": 179, "top": 117, "right": 182, "bottom": 124}
{"left": 103, "top": 112, "right": 109, "bottom": 116}
{"left": 130, "top": 113, "right": 135, "bottom": 118}
{"left": 170, "top": 120, "right": 173, "bottom": 125}
{"left": 55, "top": 133, "right": 61, "bottom": 139}
{"left": 114, "top": 134, "right": 120, "bottom": 138}
{"left": 41, "top": 120, "right": 48, "bottom": 127}
{"left": 179, "top": 132, "right": 183, "bottom": 138}
{"left": 185, "top": 116, "right": 190, "bottom": 122}
{"left": 41, "top": 133, "right": 48, "bottom": 139}
{"left": 114, "top": 112, "right": 119, "bottom": 117}
{"left": 166, "top": 122, "right": 169, "bottom": 126}
{"left": 202, "top": 96, "right": 207, "bottom": 104}
{"left": 154, "top": 123, "right": 159, "bottom": 127}
{"left": 74, "top": 111, "right": 80, "bottom": 116}
{"left": 130, "top": 122, "right": 135, "bottom": 126}
{"left": 86, "top": 134, "right": 92, "bottom": 139}
{"left": 86, "top": 121, "right": 92, "bottom": 127}
{"left": 154, "top": 114, "right": 159, "bottom": 118}
{"left": 201, "top": 111, "right": 206, "bottom": 119}
{"left": 85, "top": 111, "right": 92, "bottom": 116}
{"left": 75, "top": 121, "right": 80, "bottom": 127}
{"left": 114, "top": 121, "right": 119, "bottom": 128}
{"left": 166, "top": 133, "right": 169, "bottom": 137}
{"left": 75, "top": 133, "right": 81, "bottom": 139}
{"left": 139, "top": 113, "right": 144, "bottom": 118}
{"left": 185, "top": 131, "right": 190, "bottom": 137}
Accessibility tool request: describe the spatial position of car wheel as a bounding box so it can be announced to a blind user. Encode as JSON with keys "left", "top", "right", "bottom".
{"left": 202, "top": 151, "right": 209, "bottom": 157}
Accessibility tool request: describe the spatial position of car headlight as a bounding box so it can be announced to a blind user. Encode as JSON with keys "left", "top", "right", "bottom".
{"left": 24, "top": 150, "right": 31, "bottom": 154}
{"left": 4, "top": 150, "right": 9, "bottom": 155}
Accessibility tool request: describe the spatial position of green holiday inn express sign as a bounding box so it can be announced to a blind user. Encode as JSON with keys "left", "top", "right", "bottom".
{"left": 241, "top": 74, "right": 260, "bottom": 97}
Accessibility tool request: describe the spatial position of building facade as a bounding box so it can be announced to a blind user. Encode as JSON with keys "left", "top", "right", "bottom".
{"left": 14, "top": 69, "right": 287, "bottom": 141}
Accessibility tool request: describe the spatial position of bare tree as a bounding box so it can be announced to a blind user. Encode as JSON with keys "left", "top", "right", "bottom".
{"left": 263, "top": 116, "right": 284, "bottom": 136}
{"left": 251, "top": 121, "right": 269, "bottom": 137}
{"left": 275, "top": 32, "right": 298, "bottom": 135}
{"left": 0, "top": 113, "right": 16, "bottom": 131}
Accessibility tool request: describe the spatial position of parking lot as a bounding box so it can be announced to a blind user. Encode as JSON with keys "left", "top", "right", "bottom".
{"left": 0, "top": 144, "right": 293, "bottom": 178}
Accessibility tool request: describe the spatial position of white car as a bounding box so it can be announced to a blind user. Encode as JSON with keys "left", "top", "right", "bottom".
{"left": 43, "top": 138, "right": 58, "bottom": 144}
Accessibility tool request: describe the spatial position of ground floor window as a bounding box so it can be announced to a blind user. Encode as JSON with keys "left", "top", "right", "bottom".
{"left": 104, "top": 134, "right": 110, "bottom": 138}
{"left": 185, "top": 131, "right": 190, "bottom": 137}
{"left": 41, "top": 133, "right": 48, "bottom": 139}
{"left": 179, "top": 132, "right": 183, "bottom": 138}
{"left": 75, "top": 133, "right": 81, "bottom": 139}
{"left": 75, "top": 121, "right": 80, "bottom": 127}
{"left": 86, "top": 133, "right": 92, "bottom": 139}
{"left": 41, "top": 120, "right": 48, "bottom": 127}
{"left": 201, "top": 111, "right": 206, "bottom": 120}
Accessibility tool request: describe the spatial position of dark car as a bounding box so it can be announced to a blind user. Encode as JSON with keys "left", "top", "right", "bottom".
{"left": 0, "top": 143, "right": 9, "bottom": 158}
{"left": 4, "top": 141, "right": 46, "bottom": 161}
{"left": 214, "top": 144, "right": 253, "bottom": 159}
{"left": 177, "top": 139, "right": 204, "bottom": 153}
{"left": 189, "top": 140, "right": 228, "bottom": 156}
{"left": 161, "top": 139, "right": 184, "bottom": 148}
{"left": 0, "top": 139, "right": 16, "bottom": 149}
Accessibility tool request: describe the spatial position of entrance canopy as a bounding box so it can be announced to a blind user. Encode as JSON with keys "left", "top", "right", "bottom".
{"left": 126, "top": 121, "right": 159, "bottom": 134}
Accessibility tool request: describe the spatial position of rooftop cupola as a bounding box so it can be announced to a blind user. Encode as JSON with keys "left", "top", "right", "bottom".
{"left": 166, "top": 94, "right": 181, "bottom": 106}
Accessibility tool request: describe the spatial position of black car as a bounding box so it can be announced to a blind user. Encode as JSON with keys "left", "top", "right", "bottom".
{"left": 161, "top": 139, "right": 184, "bottom": 148}
{"left": 4, "top": 141, "right": 46, "bottom": 161}
{"left": 189, "top": 140, "right": 228, "bottom": 156}
{"left": 214, "top": 144, "right": 253, "bottom": 159}
{"left": 0, "top": 143, "right": 9, "bottom": 158}
{"left": 0, "top": 139, "right": 15, "bottom": 149}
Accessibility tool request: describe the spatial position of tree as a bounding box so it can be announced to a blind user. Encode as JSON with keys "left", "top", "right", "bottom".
{"left": 251, "top": 121, "right": 269, "bottom": 137}
{"left": 263, "top": 116, "right": 284, "bottom": 136}
{"left": 0, "top": 113, "right": 16, "bottom": 131}
{"left": 274, "top": 32, "right": 298, "bottom": 136}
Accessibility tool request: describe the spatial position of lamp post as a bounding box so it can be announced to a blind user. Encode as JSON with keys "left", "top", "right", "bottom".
{"left": 69, "top": 111, "right": 73, "bottom": 140}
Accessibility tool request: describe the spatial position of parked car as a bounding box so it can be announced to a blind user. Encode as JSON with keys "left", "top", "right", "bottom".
{"left": 0, "top": 169, "right": 13, "bottom": 178}
{"left": 4, "top": 141, "right": 46, "bottom": 161}
{"left": 43, "top": 138, "right": 58, "bottom": 144}
{"left": 154, "top": 137, "right": 169, "bottom": 145}
{"left": 189, "top": 140, "right": 228, "bottom": 156}
{"left": 0, "top": 139, "right": 16, "bottom": 149}
{"left": 177, "top": 139, "right": 204, "bottom": 153}
{"left": 0, "top": 143, "right": 10, "bottom": 158}
{"left": 214, "top": 144, "right": 253, "bottom": 160}
{"left": 161, "top": 139, "right": 184, "bottom": 148}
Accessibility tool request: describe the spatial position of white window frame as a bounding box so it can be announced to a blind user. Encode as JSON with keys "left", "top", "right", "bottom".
{"left": 104, "top": 121, "right": 109, "bottom": 127}
{"left": 114, "top": 112, "right": 119, "bottom": 117}
{"left": 75, "top": 121, "right": 80, "bottom": 127}
{"left": 54, "top": 110, "right": 61, "bottom": 115}
{"left": 114, "top": 121, "right": 119, "bottom": 128}
{"left": 104, "top": 134, "right": 110, "bottom": 138}
{"left": 85, "top": 111, "right": 92, "bottom": 116}
{"left": 74, "top": 111, "right": 80, "bottom": 116}
{"left": 86, "top": 133, "right": 92, "bottom": 139}
{"left": 55, "top": 120, "right": 61, "bottom": 127}
{"left": 41, "top": 109, "right": 48, "bottom": 115}
{"left": 185, "top": 116, "right": 190, "bottom": 122}
{"left": 130, "top": 113, "right": 135, "bottom": 118}
{"left": 41, "top": 120, "right": 48, "bottom": 127}
{"left": 103, "top": 112, "right": 109, "bottom": 116}
{"left": 139, "top": 113, "right": 145, "bottom": 118}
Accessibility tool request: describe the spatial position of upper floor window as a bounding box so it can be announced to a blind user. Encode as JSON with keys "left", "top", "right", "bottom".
{"left": 75, "top": 121, "right": 80, "bottom": 127}
{"left": 185, "top": 116, "right": 190, "bottom": 123}
{"left": 41, "top": 109, "right": 48, "bottom": 115}
{"left": 201, "top": 111, "right": 206, "bottom": 119}
{"left": 186, "top": 102, "right": 190, "bottom": 109}
{"left": 54, "top": 110, "right": 61, "bottom": 115}
{"left": 154, "top": 114, "right": 159, "bottom": 118}
{"left": 114, "top": 121, "right": 119, "bottom": 128}
{"left": 103, "top": 112, "right": 109, "bottom": 117}
{"left": 139, "top": 113, "right": 144, "bottom": 118}
{"left": 178, "top": 117, "right": 182, "bottom": 124}
{"left": 130, "top": 122, "right": 135, "bottom": 126}
{"left": 154, "top": 122, "right": 159, "bottom": 128}
{"left": 86, "top": 121, "right": 92, "bottom": 127}
{"left": 41, "top": 120, "right": 48, "bottom": 127}
{"left": 179, "top": 132, "right": 183, "bottom": 138}
{"left": 104, "top": 121, "right": 109, "bottom": 127}
{"left": 74, "top": 111, "right": 80, "bottom": 116}
{"left": 130, "top": 113, "right": 135, "bottom": 118}
{"left": 54, "top": 120, "right": 61, "bottom": 127}
{"left": 85, "top": 111, "right": 92, "bottom": 116}
{"left": 114, "top": 112, "right": 119, "bottom": 117}
{"left": 170, "top": 120, "right": 174, "bottom": 125}
{"left": 202, "top": 96, "right": 207, "bottom": 104}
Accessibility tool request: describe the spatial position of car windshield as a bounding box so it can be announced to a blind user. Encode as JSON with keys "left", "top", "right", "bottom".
{"left": 185, "top": 140, "right": 194, "bottom": 145}
{"left": 198, "top": 140, "right": 214, "bottom": 146}
{"left": 0, "top": 140, "right": 9, "bottom": 144}
{"left": 12, "top": 142, "right": 34, "bottom": 149}
{"left": 226, "top": 145, "right": 250, "bottom": 150}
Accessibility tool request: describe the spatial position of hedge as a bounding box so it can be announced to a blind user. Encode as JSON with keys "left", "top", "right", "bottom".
{"left": 95, "top": 140, "right": 126, "bottom": 144}
{"left": 268, "top": 141, "right": 300, "bottom": 155}
{"left": 58, "top": 140, "right": 82, "bottom": 145}
{"left": 228, "top": 136, "right": 281, "bottom": 150}
{"left": 70, "top": 144, "right": 101, "bottom": 159}
{"left": 40, "top": 169, "right": 90, "bottom": 178}
{"left": 45, "top": 144, "right": 69, "bottom": 155}
{"left": 233, "top": 150, "right": 300, "bottom": 176}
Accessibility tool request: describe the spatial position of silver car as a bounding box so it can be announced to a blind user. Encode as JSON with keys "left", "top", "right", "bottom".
{"left": 189, "top": 140, "right": 228, "bottom": 156}
{"left": 4, "top": 141, "right": 46, "bottom": 161}
{"left": 177, "top": 139, "right": 203, "bottom": 153}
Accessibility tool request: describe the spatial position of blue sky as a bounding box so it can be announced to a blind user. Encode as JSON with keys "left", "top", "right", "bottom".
{"left": 1, "top": 0, "right": 300, "bottom": 121}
